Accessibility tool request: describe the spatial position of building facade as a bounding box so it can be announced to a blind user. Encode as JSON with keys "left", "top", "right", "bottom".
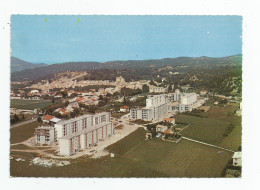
{"left": 149, "top": 86, "right": 167, "bottom": 93}
{"left": 35, "top": 126, "right": 56, "bottom": 145}
{"left": 54, "top": 112, "right": 113, "bottom": 156}
{"left": 168, "top": 89, "right": 197, "bottom": 112}
{"left": 130, "top": 94, "right": 168, "bottom": 121}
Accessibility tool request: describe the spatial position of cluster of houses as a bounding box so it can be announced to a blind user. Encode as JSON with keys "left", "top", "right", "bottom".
{"left": 35, "top": 112, "right": 114, "bottom": 156}
{"left": 29, "top": 75, "right": 147, "bottom": 94}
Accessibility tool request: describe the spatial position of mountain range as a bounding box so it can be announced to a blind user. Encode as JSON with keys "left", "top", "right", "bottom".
{"left": 11, "top": 57, "right": 47, "bottom": 73}
{"left": 10, "top": 54, "right": 242, "bottom": 82}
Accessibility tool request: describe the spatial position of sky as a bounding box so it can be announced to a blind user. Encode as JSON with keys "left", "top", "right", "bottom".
{"left": 11, "top": 15, "right": 242, "bottom": 64}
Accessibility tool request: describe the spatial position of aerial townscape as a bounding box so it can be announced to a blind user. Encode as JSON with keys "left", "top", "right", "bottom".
{"left": 9, "top": 15, "right": 242, "bottom": 178}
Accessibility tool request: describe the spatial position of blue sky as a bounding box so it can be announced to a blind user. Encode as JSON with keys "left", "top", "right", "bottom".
{"left": 11, "top": 15, "right": 242, "bottom": 64}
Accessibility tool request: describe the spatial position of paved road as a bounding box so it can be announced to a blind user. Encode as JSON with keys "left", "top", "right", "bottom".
{"left": 10, "top": 118, "right": 37, "bottom": 129}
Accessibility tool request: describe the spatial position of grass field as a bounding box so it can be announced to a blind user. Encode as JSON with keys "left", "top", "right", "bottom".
{"left": 10, "top": 99, "right": 51, "bottom": 110}
{"left": 175, "top": 103, "right": 241, "bottom": 151}
{"left": 10, "top": 121, "right": 39, "bottom": 144}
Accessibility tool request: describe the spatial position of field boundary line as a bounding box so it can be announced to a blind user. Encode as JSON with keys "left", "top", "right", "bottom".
{"left": 181, "top": 136, "right": 235, "bottom": 153}
{"left": 121, "top": 140, "right": 145, "bottom": 157}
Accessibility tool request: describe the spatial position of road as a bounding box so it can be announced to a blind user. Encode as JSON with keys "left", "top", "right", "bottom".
{"left": 10, "top": 118, "right": 37, "bottom": 129}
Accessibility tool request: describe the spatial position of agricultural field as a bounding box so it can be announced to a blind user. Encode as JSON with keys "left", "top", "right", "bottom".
{"left": 10, "top": 121, "right": 40, "bottom": 144}
{"left": 175, "top": 103, "right": 241, "bottom": 151}
{"left": 10, "top": 127, "right": 232, "bottom": 177}
{"left": 10, "top": 99, "right": 51, "bottom": 110}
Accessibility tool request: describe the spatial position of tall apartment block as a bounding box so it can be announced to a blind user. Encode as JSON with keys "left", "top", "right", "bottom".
{"left": 168, "top": 89, "right": 197, "bottom": 112}
{"left": 35, "top": 112, "right": 114, "bottom": 156}
{"left": 130, "top": 94, "right": 168, "bottom": 121}
{"left": 55, "top": 112, "right": 113, "bottom": 156}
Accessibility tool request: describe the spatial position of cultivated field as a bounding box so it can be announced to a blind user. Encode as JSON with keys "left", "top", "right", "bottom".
{"left": 10, "top": 121, "right": 39, "bottom": 144}
{"left": 175, "top": 103, "right": 241, "bottom": 151}
{"left": 10, "top": 99, "right": 51, "bottom": 110}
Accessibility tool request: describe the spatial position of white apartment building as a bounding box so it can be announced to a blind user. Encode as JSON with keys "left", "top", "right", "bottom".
{"left": 130, "top": 94, "right": 168, "bottom": 121}
{"left": 149, "top": 86, "right": 167, "bottom": 93}
{"left": 168, "top": 89, "right": 197, "bottom": 112}
{"left": 35, "top": 125, "right": 56, "bottom": 145}
{"left": 54, "top": 112, "right": 113, "bottom": 156}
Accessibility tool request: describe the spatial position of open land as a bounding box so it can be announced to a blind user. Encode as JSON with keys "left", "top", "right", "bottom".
{"left": 10, "top": 103, "right": 240, "bottom": 177}
{"left": 175, "top": 103, "right": 241, "bottom": 151}
{"left": 10, "top": 99, "right": 51, "bottom": 110}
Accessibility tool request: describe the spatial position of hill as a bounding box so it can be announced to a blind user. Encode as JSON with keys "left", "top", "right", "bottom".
{"left": 11, "top": 57, "right": 47, "bottom": 73}
{"left": 11, "top": 55, "right": 242, "bottom": 82}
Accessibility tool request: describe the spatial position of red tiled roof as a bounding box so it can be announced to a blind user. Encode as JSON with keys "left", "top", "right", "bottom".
{"left": 163, "top": 118, "right": 175, "bottom": 122}
{"left": 121, "top": 106, "right": 129, "bottom": 109}
{"left": 163, "top": 129, "right": 172, "bottom": 134}
{"left": 43, "top": 115, "right": 54, "bottom": 121}
{"left": 59, "top": 108, "right": 66, "bottom": 112}
{"left": 76, "top": 97, "right": 85, "bottom": 102}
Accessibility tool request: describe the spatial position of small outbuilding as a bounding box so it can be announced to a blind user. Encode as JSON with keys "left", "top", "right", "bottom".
{"left": 120, "top": 106, "right": 130, "bottom": 112}
{"left": 232, "top": 152, "right": 242, "bottom": 167}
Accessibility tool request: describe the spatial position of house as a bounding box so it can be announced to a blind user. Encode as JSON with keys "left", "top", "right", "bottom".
{"left": 232, "top": 152, "right": 242, "bottom": 167}
{"left": 42, "top": 115, "right": 55, "bottom": 123}
{"left": 55, "top": 108, "right": 71, "bottom": 117}
{"left": 30, "top": 89, "right": 39, "bottom": 94}
{"left": 120, "top": 106, "right": 130, "bottom": 112}
{"left": 163, "top": 129, "right": 174, "bottom": 135}
{"left": 163, "top": 118, "right": 175, "bottom": 125}
{"left": 54, "top": 94, "right": 63, "bottom": 98}
{"left": 67, "top": 101, "right": 79, "bottom": 112}
{"left": 156, "top": 125, "right": 168, "bottom": 133}
{"left": 200, "top": 90, "right": 207, "bottom": 95}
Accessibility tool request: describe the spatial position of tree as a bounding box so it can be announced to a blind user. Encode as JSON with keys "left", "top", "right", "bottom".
{"left": 88, "top": 106, "right": 97, "bottom": 114}
{"left": 106, "top": 93, "right": 112, "bottom": 97}
{"left": 37, "top": 116, "right": 42, "bottom": 123}
{"left": 51, "top": 97, "right": 55, "bottom": 103}
{"left": 21, "top": 114, "right": 25, "bottom": 120}
{"left": 142, "top": 84, "right": 149, "bottom": 92}
{"left": 99, "top": 95, "right": 103, "bottom": 100}
{"left": 168, "top": 84, "right": 173, "bottom": 92}
{"left": 149, "top": 80, "right": 157, "bottom": 86}
{"left": 155, "top": 78, "right": 162, "bottom": 83}
{"left": 70, "top": 112, "right": 76, "bottom": 118}
{"left": 13, "top": 114, "right": 20, "bottom": 122}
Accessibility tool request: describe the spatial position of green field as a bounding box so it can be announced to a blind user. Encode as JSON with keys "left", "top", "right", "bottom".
{"left": 10, "top": 121, "right": 40, "bottom": 144}
{"left": 10, "top": 99, "right": 51, "bottom": 110}
{"left": 175, "top": 103, "right": 241, "bottom": 151}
